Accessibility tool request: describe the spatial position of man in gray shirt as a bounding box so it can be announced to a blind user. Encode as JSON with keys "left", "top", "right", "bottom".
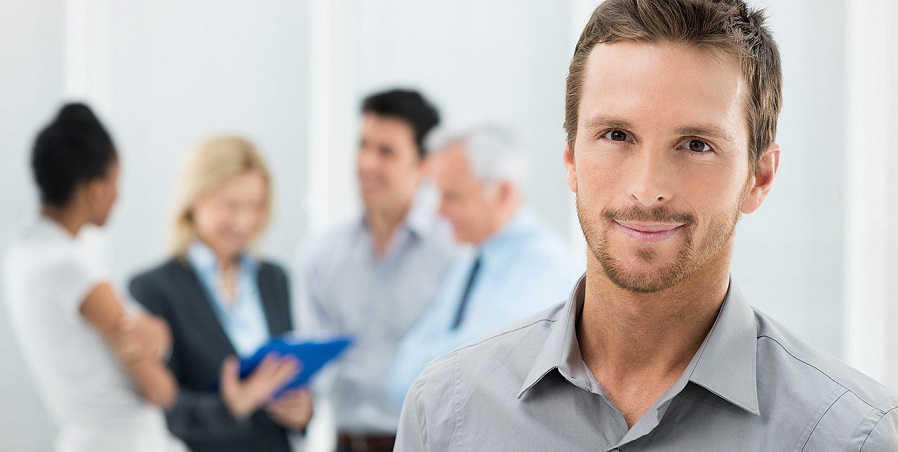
{"left": 395, "top": 1, "right": 898, "bottom": 450}
{"left": 295, "top": 89, "right": 455, "bottom": 452}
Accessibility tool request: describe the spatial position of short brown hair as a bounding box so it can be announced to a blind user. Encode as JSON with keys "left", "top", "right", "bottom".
{"left": 564, "top": 0, "right": 782, "bottom": 168}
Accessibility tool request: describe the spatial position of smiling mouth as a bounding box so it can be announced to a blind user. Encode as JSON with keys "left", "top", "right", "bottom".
{"left": 358, "top": 176, "right": 384, "bottom": 192}
{"left": 613, "top": 220, "right": 685, "bottom": 244}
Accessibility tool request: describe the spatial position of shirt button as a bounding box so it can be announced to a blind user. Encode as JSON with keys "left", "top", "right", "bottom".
{"left": 610, "top": 449, "right": 621, "bottom": 452}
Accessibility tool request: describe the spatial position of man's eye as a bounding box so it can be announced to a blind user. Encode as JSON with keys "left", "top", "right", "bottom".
{"left": 602, "top": 130, "right": 630, "bottom": 142}
{"left": 684, "top": 139, "right": 712, "bottom": 152}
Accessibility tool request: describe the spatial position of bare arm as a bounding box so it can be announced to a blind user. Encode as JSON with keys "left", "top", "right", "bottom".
{"left": 79, "top": 282, "right": 178, "bottom": 409}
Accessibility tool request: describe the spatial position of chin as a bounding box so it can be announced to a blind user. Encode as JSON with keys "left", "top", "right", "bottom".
{"left": 598, "top": 246, "right": 695, "bottom": 293}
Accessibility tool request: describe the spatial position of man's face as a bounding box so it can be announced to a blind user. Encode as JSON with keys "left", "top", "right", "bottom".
{"left": 564, "top": 41, "right": 776, "bottom": 293}
{"left": 433, "top": 144, "right": 505, "bottom": 245}
{"left": 357, "top": 113, "right": 423, "bottom": 213}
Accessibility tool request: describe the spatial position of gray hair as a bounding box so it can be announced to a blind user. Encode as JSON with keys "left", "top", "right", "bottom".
{"left": 429, "top": 124, "right": 529, "bottom": 189}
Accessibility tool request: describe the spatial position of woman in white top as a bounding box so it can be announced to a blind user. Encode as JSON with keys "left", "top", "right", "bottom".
{"left": 2, "top": 103, "right": 185, "bottom": 452}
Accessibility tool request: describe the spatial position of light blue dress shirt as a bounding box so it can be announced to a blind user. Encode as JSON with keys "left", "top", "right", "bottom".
{"left": 293, "top": 192, "right": 457, "bottom": 434}
{"left": 187, "top": 241, "right": 269, "bottom": 358}
{"left": 389, "top": 208, "right": 583, "bottom": 406}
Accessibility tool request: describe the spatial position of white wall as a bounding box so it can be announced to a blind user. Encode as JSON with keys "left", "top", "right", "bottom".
{"left": 0, "top": 1, "right": 65, "bottom": 450}
{"left": 845, "top": 0, "right": 898, "bottom": 389}
{"left": 105, "top": 0, "right": 310, "bottom": 284}
{"left": 731, "top": 0, "right": 848, "bottom": 357}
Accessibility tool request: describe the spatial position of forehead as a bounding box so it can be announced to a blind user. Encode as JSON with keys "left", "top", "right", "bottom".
{"left": 214, "top": 170, "right": 267, "bottom": 198}
{"left": 433, "top": 144, "right": 475, "bottom": 184}
{"left": 579, "top": 41, "right": 747, "bottom": 142}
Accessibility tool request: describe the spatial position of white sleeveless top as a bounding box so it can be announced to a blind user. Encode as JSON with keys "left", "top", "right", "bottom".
{"left": 2, "top": 217, "right": 184, "bottom": 452}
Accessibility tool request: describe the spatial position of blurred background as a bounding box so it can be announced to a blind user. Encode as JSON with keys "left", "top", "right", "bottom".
{"left": 1, "top": 0, "right": 896, "bottom": 450}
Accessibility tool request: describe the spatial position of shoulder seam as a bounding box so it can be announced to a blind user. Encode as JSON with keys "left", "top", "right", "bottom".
{"left": 799, "top": 389, "right": 849, "bottom": 451}
{"left": 859, "top": 405, "right": 898, "bottom": 451}
{"left": 449, "top": 316, "right": 558, "bottom": 354}
{"left": 759, "top": 335, "right": 889, "bottom": 412}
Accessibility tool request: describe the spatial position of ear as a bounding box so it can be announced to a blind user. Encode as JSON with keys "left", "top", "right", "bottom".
{"left": 741, "top": 143, "right": 780, "bottom": 214}
{"left": 496, "top": 180, "right": 515, "bottom": 204}
{"left": 563, "top": 142, "right": 577, "bottom": 193}
{"left": 86, "top": 179, "right": 106, "bottom": 206}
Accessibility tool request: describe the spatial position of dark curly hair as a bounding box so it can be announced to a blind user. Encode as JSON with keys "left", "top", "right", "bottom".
{"left": 31, "top": 103, "right": 118, "bottom": 207}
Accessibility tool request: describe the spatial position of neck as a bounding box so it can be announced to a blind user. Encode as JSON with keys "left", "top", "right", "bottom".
{"left": 207, "top": 247, "right": 240, "bottom": 272}
{"left": 217, "top": 255, "right": 239, "bottom": 272}
{"left": 579, "top": 247, "right": 731, "bottom": 377}
{"left": 366, "top": 200, "right": 412, "bottom": 255}
{"left": 576, "top": 244, "right": 732, "bottom": 427}
{"left": 41, "top": 205, "right": 85, "bottom": 237}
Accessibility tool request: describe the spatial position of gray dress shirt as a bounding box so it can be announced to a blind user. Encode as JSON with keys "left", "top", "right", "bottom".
{"left": 294, "top": 196, "right": 456, "bottom": 434}
{"left": 396, "top": 277, "right": 898, "bottom": 451}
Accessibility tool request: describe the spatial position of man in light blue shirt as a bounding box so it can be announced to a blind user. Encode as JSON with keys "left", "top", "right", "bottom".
{"left": 390, "top": 125, "right": 582, "bottom": 404}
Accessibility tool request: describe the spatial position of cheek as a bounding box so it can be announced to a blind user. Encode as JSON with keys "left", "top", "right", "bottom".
{"left": 248, "top": 207, "right": 267, "bottom": 231}
{"left": 193, "top": 206, "right": 226, "bottom": 237}
{"left": 576, "top": 159, "right": 623, "bottom": 207}
{"left": 445, "top": 199, "right": 466, "bottom": 222}
{"left": 684, "top": 172, "right": 747, "bottom": 223}
{"left": 394, "top": 162, "right": 421, "bottom": 187}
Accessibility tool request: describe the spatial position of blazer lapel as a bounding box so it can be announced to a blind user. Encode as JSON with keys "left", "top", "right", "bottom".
{"left": 171, "top": 259, "right": 237, "bottom": 356}
{"left": 258, "top": 265, "right": 291, "bottom": 337}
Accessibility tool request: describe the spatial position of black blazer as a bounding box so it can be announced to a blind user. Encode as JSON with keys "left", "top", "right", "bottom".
{"left": 129, "top": 257, "right": 294, "bottom": 452}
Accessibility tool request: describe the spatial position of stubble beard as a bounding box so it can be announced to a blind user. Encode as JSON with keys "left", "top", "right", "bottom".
{"left": 577, "top": 195, "right": 744, "bottom": 294}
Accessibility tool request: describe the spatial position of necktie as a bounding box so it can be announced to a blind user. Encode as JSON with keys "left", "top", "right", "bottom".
{"left": 451, "top": 255, "right": 482, "bottom": 330}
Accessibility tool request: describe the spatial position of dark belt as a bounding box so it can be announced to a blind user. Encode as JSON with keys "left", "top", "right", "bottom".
{"left": 336, "top": 432, "right": 396, "bottom": 452}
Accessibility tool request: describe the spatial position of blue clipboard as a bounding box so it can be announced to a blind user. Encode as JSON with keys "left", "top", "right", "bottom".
{"left": 214, "top": 335, "right": 353, "bottom": 396}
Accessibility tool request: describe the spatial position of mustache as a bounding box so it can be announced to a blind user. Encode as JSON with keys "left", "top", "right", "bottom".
{"left": 603, "top": 206, "right": 695, "bottom": 226}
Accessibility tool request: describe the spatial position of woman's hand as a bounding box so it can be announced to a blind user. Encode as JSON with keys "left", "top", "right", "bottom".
{"left": 111, "top": 313, "right": 172, "bottom": 364}
{"left": 219, "top": 353, "right": 299, "bottom": 420}
{"left": 265, "top": 388, "right": 314, "bottom": 430}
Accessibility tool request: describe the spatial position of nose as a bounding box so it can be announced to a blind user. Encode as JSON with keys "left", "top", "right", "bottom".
{"left": 627, "top": 144, "right": 673, "bottom": 207}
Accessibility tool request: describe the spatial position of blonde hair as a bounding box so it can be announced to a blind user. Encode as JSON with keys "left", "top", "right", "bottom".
{"left": 169, "top": 135, "right": 273, "bottom": 257}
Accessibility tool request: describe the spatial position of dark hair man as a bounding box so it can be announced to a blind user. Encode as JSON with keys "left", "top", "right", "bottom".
{"left": 295, "top": 89, "right": 454, "bottom": 452}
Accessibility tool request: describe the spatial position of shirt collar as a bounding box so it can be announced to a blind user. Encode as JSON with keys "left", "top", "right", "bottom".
{"left": 517, "top": 277, "right": 761, "bottom": 416}
{"left": 687, "top": 282, "right": 760, "bottom": 415}
{"left": 186, "top": 241, "right": 258, "bottom": 276}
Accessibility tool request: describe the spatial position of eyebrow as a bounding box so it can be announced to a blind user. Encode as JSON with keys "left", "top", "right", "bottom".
{"left": 675, "top": 125, "right": 733, "bottom": 143}
{"left": 583, "top": 115, "right": 734, "bottom": 142}
{"left": 583, "top": 116, "right": 635, "bottom": 132}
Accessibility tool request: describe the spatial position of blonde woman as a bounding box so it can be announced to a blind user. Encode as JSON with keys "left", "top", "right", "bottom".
{"left": 128, "top": 136, "right": 312, "bottom": 452}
